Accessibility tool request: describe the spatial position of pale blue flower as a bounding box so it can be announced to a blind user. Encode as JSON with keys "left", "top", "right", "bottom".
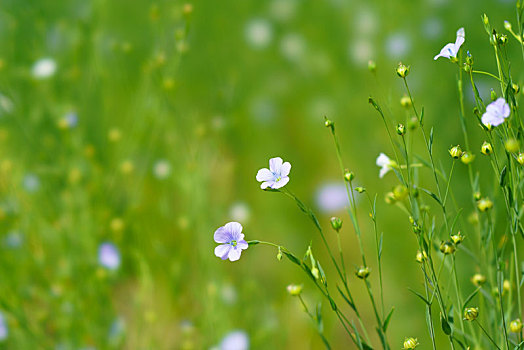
{"left": 0, "top": 311, "right": 8, "bottom": 341}
{"left": 219, "top": 330, "right": 249, "bottom": 350}
{"left": 434, "top": 27, "right": 465, "bottom": 60}
{"left": 315, "top": 182, "right": 349, "bottom": 213}
{"left": 481, "top": 98, "right": 510, "bottom": 127}
{"left": 256, "top": 157, "right": 291, "bottom": 189}
{"left": 22, "top": 173, "right": 40, "bottom": 193}
{"left": 214, "top": 222, "right": 248, "bottom": 262}
{"left": 98, "top": 242, "right": 121, "bottom": 270}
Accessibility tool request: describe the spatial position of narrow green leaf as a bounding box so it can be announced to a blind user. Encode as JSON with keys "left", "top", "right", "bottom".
{"left": 283, "top": 251, "right": 301, "bottom": 266}
{"left": 408, "top": 288, "right": 431, "bottom": 306}
{"left": 383, "top": 307, "right": 395, "bottom": 331}
{"left": 500, "top": 165, "right": 508, "bottom": 187}
{"left": 420, "top": 188, "right": 442, "bottom": 206}
{"left": 462, "top": 287, "right": 481, "bottom": 310}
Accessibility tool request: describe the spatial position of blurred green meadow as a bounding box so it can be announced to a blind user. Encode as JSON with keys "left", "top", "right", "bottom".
{"left": 0, "top": 0, "right": 521, "bottom": 348}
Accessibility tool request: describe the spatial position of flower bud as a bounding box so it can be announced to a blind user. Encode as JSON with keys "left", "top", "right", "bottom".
{"left": 311, "top": 267, "right": 320, "bottom": 279}
{"left": 355, "top": 186, "right": 366, "bottom": 193}
{"left": 368, "top": 60, "right": 377, "bottom": 73}
{"left": 512, "top": 83, "right": 520, "bottom": 94}
{"left": 466, "top": 51, "right": 474, "bottom": 66}
{"left": 324, "top": 118, "right": 334, "bottom": 128}
{"left": 440, "top": 241, "right": 455, "bottom": 255}
{"left": 449, "top": 145, "right": 463, "bottom": 159}
{"left": 503, "top": 280, "right": 511, "bottom": 294}
{"left": 396, "top": 123, "right": 406, "bottom": 135}
{"left": 393, "top": 185, "right": 408, "bottom": 201}
{"left": 412, "top": 224, "right": 421, "bottom": 234}
{"left": 408, "top": 116, "right": 418, "bottom": 130}
{"left": 461, "top": 151, "right": 475, "bottom": 164}
{"left": 402, "top": 337, "right": 419, "bottom": 349}
{"left": 504, "top": 20, "right": 512, "bottom": 31}
{"left": 400, "top": 95, "right": 412, "bottom": 108}
{"left": 464, "top": 307, "right": 479, "bottom": 321}
{"left": 344, "top": 170, "right": 354, "bottom": 182}
{"left": 463, "top": 64, "right": 471, "bottom": 73}
{"left": 396, "top": 62, "right": 410, "bottom": 78}
{"left": 355, "top": 266, "right": 370, "bottom": 279}
{"left": 473, "top": 191, "right": 481, "bottom": 201}
{"left": 517, "top": 153, "right": 524, "bottom": 165}
{"left": 471, "top": 273, "right": 487, "bottom": 286}
{"left": 481, "top": 141, "right": 493, "bottom": 155}
{"left": 183, "top": 3, "right": 193, "bottom": 16}
{"left": 330, "top": 217, "right": 343, "bottom": 232}
{"left": 510, "top": 319, "right": 523, "bottom": 333}
{"left": 385, "top": 192, "right": 396, "bottom": 204}
{"left": 477, "top": 198, "right": 493, "bottom": 212}
{"left": 483, "top": 14, "right": 489, "bottom": 26}
{"left": 451, "top": 232, "right": 464, "bottom": 245}
{"left": 491, "top": 89, "right": 498, "bottom": 101}
{"left": 416, "top": 250, "right": 428, "bottom": 263}
{"left": 498, "top": 34, "right": 508, "bottom": 46}
{"left": 505, "top": 138, "right": 519, "bottom": 153}
{"left": 277, "top": 247, "right": 283, "bottom": 261}
{"left": 286, "top": 284, "right": 303, "bottom": 296}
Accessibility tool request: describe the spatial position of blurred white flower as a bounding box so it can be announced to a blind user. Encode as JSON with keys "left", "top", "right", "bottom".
{"left": 220, "top": 330, "right": 249, "bottom": 350}
{"left": 229, "top": 202, "right": 250, "bottom": 223}
{"left": 245, "top": 19, "right": 273, "bottom": 49}
{"left": 423, "top": 18, "right": 443, "bottom": 40}
{"left": 315, "top": 182, "right": 349, "bottom": 213}
{"left": 32, "top": 58, "right": 57, "bottom": 79}
{"left": 354, "top": 8, "right": 378, "bottom": 36}
{"left": 385, "top": 32, "right": 411, "bottom": 59}
{"left": 280, "top": 33, "right": 306, "bottom": 62}
{"left": 221, "top": 283, "right": 237, "bottom": 305}
{"left": 269, "top": 0, "right": 297, "bottom": 22}
{"left": 0, "top": 94, "right": 13, "bottom": 116}
{"left": 0, "top": 311, "right": 7, "bottom": 341}
{"left": 153, "top": 159, "right": 171, "bottom": 179}
{"left": 4, "top": 230, "right": 23, "bottom": 248}
{"left": 250, "top": 97, "right": 276, "bottom": 124}
{"left": 98, "top": 242, "right": 121, "bottom": 270}
{"left": 349, "top": 39, "right": 374, "bottom": 65}
{"left": 22, "top": 173, "right": 40, "bottom": 193}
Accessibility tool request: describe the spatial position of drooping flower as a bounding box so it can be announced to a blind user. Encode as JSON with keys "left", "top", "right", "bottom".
{"left": 256, "top": 157, "right": 291, "bottom": 189}
{"left": 32, "top": 58, "right": 57, "bottom": 79}
{"left": 98, "top": 242, "right": 121, "bottom": 270}
{"left": 376, "top": 153, "right": 394, "bottom": 178}
{"left": 481, "top": 98, "right": 510, "bottom": 127}
{"left": 214, "top": 222, "right": 248, "bottom": 262}
{"left": 219, "top": 330, "right": 249, "bottom": 350}
{"left": 434, "top": 27, "right": 465, "bottom": 60}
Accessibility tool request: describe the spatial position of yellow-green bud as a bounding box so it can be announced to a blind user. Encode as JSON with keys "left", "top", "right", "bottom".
{"left": 324, "top": 118, "right": 334, "bottom": 128}
{"left": 311, "top": 266, "right": 320, "bottom": 279}
{"left": 498, "top": 34, "right": 508, "bottom": 46}
{"left": 449, "top": 145, "right": 463, "bottom": 159}
{"left": 344, "top": 170, "right": 354, "bottom": 182}
{"left": 512, "top": 83, "right": 520, "bottom": 94}
{"left": 393, "top": 185, "right": 408, "bottom": 201}
{"left": 400, "top": 95, "right": 412, "bottom": 108}
{"left": 408, "top": 116, "right": 418, "bottom": 130}
{"left": 504, "top": 20, "right": 512, "bottom": 31}
{"left": 355, "top": 266, "right": 370, "bottom": 279}
{"left": 481, "top": 141, "right": 493, "bottom": 155}
{"left": 286, "top": 284, "right": 303, "bottom": 296}
{"left": 460, "top": 151, "right": 475, "bottom": 165}
{"left": 396, "top": 62, "right": 410, "bottom": 78}
{"left": 397, "top": 123, "right": 406, "bottom": 135}
{"left": 477, "top": 198, "right": 493, "bottom": 212}
{"left": 503, "top": 280, "right": 511, "bottom": 294}
{"left": 451, "top": 232, "right": 465, "bottom": 245}
{"left": 412, "top": 224, "right": 421, "bottom": 234}
{"left": 402, "top": 337, "right": 419, "bottom": 349}
{"left": 483, "top": 14, "right": 489, "bottom": 26}
{"left": 330, "top": 217, "right": 343, "bottom": 232}
{"left": 473, "top": 191, "right": 481, "bottom": 201}
{"left": 355, "top": 186, "right": 366, "bottom": 193}
{"left": 491, "top": 89, "right": 498, "bottom": 101}
{"left": 471, "top": 273, "right": 487, "bottom": 287}
{"left": 464, "top": 307, "right": 479, "bottom": 321}
{"left": 368, "top": 60, "right": 377, "bottom": 73}
{"left": 463, "top": 63, "right": 471, "bottom": 73}
{"left": 510, "top": 318, "right": 523, "bottom": 333}
{"left": 277, "top": 247, "right": 283, "bottom": 261}
{"left": 385, "top": 192, "right": 396, "bottom": 204}
{"left": 440, "top": 241, "right": 455, "bottom": 255}
{"left": 505, "top": 138, "right": 519, "bottom": 153}
{"left": 416, "top": 250, "right": 428, "bottom": 263}
{"left": 517, "top": 153, "right": 524, "bottom": 165}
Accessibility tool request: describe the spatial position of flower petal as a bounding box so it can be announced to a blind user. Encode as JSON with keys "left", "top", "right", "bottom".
{"left": 228, "top": 246, "right": 242, "bottom": 261}
{"left": 481, "top": 111, "right": 504, "bottom": 127}
{"left": 237, "top": 239, "right": 249, "bottom": 250}
{"left": 215, "top": 244, "right": 231, "bottom": 260}
{"left": 261, "top": 181, "right": 274, "bottom": 189}
{"left": 214, "top": 226, "right": 233, "bottom": 243}
{"left": 376, "top": 153, "right": 390, "bottom": 167}
{"left": 280, "top": 162, "right": 291, "bottom": 177}
{"left": 434, "top": 43, "right": 456, "bottom": 60}
{"left": 454, "top": 27, "right": 465, "bottom": 50}
{"left": 256, "top": 168, "right": 274, "bottom": 182}
{"left": 379, "top": 166, "right": 390, "bottom": 179}
{"left": 269, "top": 157, "right": 283, "bottom": 173}
{"left": 224, "top": 222, "right": 243, "bottom": 236}
{"left": 271, "top": 176, "right": 289, "bottom": 189}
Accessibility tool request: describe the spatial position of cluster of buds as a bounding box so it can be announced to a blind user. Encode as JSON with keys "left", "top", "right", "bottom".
{"left": 439, "top": 241, "right": 456, "bottom": 255}
{"left": 463, "top": 307, "right": 479, "bottom": 321}
{"left": 449, "top": 145, "right": 463, "bottom": 159}
{"left": 355, "top": 266, "right": 370, "bottom": 280}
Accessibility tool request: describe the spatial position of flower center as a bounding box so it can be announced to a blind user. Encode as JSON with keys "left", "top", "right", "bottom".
{"left": 230, "top": 240, "right": 237, "bottom": 247}
{"left": 276, "top": 176, "right": 281, "bottom": 182}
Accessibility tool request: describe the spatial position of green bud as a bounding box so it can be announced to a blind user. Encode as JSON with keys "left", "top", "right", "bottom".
{"left": 464, "top": 307, "right": 479, "bottom": 321}
{"left": 396, "top": 123, "right": 406, "bottom": 135}
{"left": 402, "top": 337, "right": 419, "bottom": 350}
{"left": 368, "top": 60, "right": 377, "bottom": 73}
{"left": 491, "top": 89, "right": 498, "bottom": 101}
{"left": 440, "top": 241, "right": 455, "bottom": 255}
{"left": 286, "top": 284, "right": 303, "bottom": 296}
{"left": 330, "top": 217, "right": 343, "bottom": 232}
{"left": 277, "top": 247, "right": 283, "bottom": 261}
{"left": 355, "top": 186, "right": 366, "bottom": 193}
{"left": 505, "top": 138, "right": 519, "bottom": 153}
{"left": 344, "top": 170, "right": 354, "bottom": 182}
{"left": 324, "top": 118, "right": 334, "bottom": 128}
{"left": 504, "top": 20, "right": 512, "bottom": 31}
{"left": 481, "top": 141, "right": 493, "bottom": 155}
{"left": 355, "top": 266, "right": 370, "bottom": 279}
{"left": 449, "top": 145, "right": 463, "bottom": 159}
{"left": 396, "top": 62, "right": 410, "bottom": 78}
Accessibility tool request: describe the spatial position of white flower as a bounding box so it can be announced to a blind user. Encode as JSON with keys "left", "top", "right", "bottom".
{"left": 32, "top": 58, "right": 57, "bottom": 79}
{"left": 434, "top": 27, "right": 465, "bottom": 60}
{"left": 481, "top": 98, "right": 510, "bottom": 127}
{"left": 315, "top": 182, "right": 349, "bottom": 213}
{"left": 256, "top": 157, "right": 291, "bottom": 189}
{"left": 229, "top": 202, "right": 250, "bottom": 223}
{"left": 245, "top": 19, "right": 273, "bottom": 49}
{"left": 376, "top": 153, "right": 393, "bottom": 178}
{"left": 153, "top": 159, "right": 171, "bottom": 179}
{"left": 219, "top": 330, "right": 249, "bottom": 350}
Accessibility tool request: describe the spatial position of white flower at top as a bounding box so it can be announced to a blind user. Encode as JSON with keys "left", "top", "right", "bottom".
{"left": 376, "top": 153, "right": 394, "bottom": 178}
{"left": 256, "top": 157, "right": 291, "bottom": 189}
{"left": 32, "top": 58, "right": 57, "bottom": 79}
{"left": 481, "top": 98, "right": 510, "bottom": 127}
{"left": 434, "top": 27, "right": 465, "bottom": 61}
